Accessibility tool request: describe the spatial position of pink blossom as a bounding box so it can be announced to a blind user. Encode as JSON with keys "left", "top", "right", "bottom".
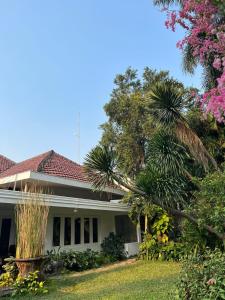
{"left": 213, "top": 58, "right": 222, "bottom": 70}
{"left": 162, "top": 0, "right": 225, "bottom": 122}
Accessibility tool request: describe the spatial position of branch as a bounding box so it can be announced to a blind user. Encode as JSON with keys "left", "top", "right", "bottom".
{"left": 114, "top": 175, "right": 225, "bottom": 241}
{"left": 169, "top": 209, "right": 225, "bottom": 241}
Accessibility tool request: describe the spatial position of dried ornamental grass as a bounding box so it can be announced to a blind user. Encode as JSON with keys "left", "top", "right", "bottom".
{"left": 15, "top": 187, "right": 49, "bottom": 259}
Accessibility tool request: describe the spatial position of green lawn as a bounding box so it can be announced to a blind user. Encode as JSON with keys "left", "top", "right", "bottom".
{"left": 12, "top": 260, "right": 180, "bottom": 300}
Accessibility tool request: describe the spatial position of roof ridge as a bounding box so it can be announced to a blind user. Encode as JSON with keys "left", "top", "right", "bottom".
{"left": 37, "top": 150, "right": 55, "bottom": 172}
{"left": 53, "top": 151, "right": 82, "bottom": 167}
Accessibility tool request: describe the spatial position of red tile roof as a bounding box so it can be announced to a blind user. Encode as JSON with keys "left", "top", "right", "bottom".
{"left": 0, "top": 150, "right": 89, "bottom": 182}
{"left": 0, "top": 155, "right": 15, "bottom": 174}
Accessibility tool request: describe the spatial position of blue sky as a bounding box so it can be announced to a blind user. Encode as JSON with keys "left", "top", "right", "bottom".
{"left": 0, "top": 0, "right": 201, "bottom": 163}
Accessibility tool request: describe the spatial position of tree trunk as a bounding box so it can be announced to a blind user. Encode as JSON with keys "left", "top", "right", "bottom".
{"left": 144, "top": 215, "right": 148, "bottom": 233}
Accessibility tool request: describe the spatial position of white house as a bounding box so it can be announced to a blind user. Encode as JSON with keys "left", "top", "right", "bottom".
{"left": 0, "top": 150, "right": 138, "bottom": 260}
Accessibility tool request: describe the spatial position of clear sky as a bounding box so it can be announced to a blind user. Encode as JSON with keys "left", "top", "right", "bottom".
{"left": 0, "top": 0, "right": 201, "bottom": 163}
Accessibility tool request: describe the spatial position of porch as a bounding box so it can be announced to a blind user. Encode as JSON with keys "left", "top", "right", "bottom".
{"left": 0, "top": 190, "right": 138, "bottom": 260}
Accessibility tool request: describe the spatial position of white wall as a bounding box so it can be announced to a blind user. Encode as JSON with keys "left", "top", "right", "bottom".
{"left": 45, "top": 207, "right": 118, "bottom": 253}
{"left": 0, "top": 205, "right": 128, "bottom": 255}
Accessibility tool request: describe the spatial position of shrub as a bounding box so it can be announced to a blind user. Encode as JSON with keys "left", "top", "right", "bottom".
{"left": 13, "top": 271, "right": 48, "bottom": 296}
{"left": 43, "top": 248, "right": 64, "bottom": 275}
{"left": 2, "top": 257, "right": 18, "bottom": 280}
{"left": 60, "top": 249, "right": 101, "bottom": 271}
{"left": 44, "top": 248, "right": 122, "bottom": 274}
{"left": 138, "top": 209, "right": 186, "bottom": 261}
{"left": 0, "top": 257, "right": 18, "bottom": 288}
{"left": 139, "top": 233, "right": 185, "bottom": 261}
{"left": 101, "top": 232, "right": 125, "bottom": 261}
{"left": 177, "top": 249, "right": 225, "bottom": 299}
{"left": 0, "top": 272, "right": 14, "bottom": 288}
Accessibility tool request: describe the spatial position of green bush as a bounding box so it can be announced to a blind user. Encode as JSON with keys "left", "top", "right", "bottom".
{"left": 139, "top": 233, "right": 185, "bottom": 261}
{"left": 13, "top": 271, "right": 48, "bottom": 296}
{"left": 101, "top": 232, "right": 125, "bottom": 261}
{"left": 60, "top": 249, "right": 101, "bottom": 271}
{"left": 45, "top": 246, "right": 125, "bottom": 274}
{"left": 138, "top": 209, "right": 186, "bottom": 261}
{"left": 0, "top": 257, "right": 18, "bottom": 288}
{"left": 3, "top": 257, "right": 18, "bottom": 280}
{"left": 0, "top": 272, "right": 14, "bottom": 288}
{"left": 177, "top": 249, "right": 225, "bottom": 299}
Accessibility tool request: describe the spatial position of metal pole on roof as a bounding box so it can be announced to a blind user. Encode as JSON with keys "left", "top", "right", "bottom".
{"left": 74, "top": 112, "right": 81, "bottom": 164}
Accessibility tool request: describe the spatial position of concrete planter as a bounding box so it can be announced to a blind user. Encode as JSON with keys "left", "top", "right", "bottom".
{"left": 0, "top": 287, "right": 14, "bottom": 297}
{"left": 15, "top": 257, "right": 46, "bottom": 279}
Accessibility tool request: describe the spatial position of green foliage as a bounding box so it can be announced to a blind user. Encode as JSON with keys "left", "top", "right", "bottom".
{"left": 0, "top": 271, "right": 14, "bottom": 288}
{"left": 139, "top": 235, "right": 185, "bottom": 261}
{"left": 180, "top": 219, "right": 208, "bottom": 255}
{"left": 181, "top": 170, "right": 225, "bottom": 251}
{"left": 136, "top": 163, "right": 189, "bottom": 209}
{"left": 100, "top": 67, "right": 186, "bottom": 177}
{"left": 177, "top": 249, "right": 225, "bottom": 300}
{"left": 58, "top": 249, "right": 102, "bottom": 271}
{"left": 43, "top": 248, "right": 64, "bottom": 274}
{"left": 139, "top": 209, "right": 185, "bottom": 261}
{"left": 152, "top": 211, "right": 172, "bottom": 238}
{"left": 0, "top": 257, "right": 18, "bottom": 288}
{"left": 13, "top": 271, "right": 48, "bottom": 296}
{"left": 147, "top": 131, "right": 190, "bottom": 176}
{"left": 2, "top": 257, "right": 18, "bottom": 280}
{"left": 186, "top": 107, "right": 225, "bottom": 168}
{"left": 101, "top": 232, "right": 125, "bottom": 261}
{"left": 84, "top": 145, "right": 121, "bottom": 190}
{"left": 44, "top": 247, "right": 125, "bottom": 274}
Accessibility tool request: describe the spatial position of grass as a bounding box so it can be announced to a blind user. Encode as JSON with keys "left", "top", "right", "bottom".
{"left": 11, "top": 259, "right": 180, "bottom": 300}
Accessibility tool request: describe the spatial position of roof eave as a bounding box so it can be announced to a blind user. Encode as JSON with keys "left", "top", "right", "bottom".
{"left": 0, "top": 171, "right": 125, "bottom": 196}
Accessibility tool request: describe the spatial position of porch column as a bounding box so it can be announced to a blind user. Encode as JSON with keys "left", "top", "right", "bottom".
{"left": 136, "top": 214, "right": 142, "bottom": 243}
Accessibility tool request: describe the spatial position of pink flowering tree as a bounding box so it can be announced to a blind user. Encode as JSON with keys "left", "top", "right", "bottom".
{"left": 155, "top": 0, "right": 225, "bottom": 122}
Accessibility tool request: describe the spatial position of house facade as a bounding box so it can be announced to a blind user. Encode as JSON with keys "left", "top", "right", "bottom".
{"left": 0, "top": 151, "right": 138, "bottom": 259}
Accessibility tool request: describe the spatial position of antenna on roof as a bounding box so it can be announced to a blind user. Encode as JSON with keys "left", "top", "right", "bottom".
{"left": 74, "top": 112, "right": 81, "bottom": 164}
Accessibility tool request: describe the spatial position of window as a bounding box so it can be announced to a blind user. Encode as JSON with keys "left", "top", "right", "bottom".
{"left": 64, "top": 217, "right": 71, "bottom": 245}
{"left": 74, "top": 218, "right": 81, "bottom": 244}
{"left": 92, "top": 218, "right": 98, "bottom": 243}
{"left": 84, "top": 218, "right": 90, "bottom": 243}
{"left": 53, "top": 217, "right": 61, "bottom": 246}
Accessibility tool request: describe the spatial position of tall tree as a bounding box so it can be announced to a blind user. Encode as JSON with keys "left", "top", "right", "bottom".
{"left": 101, "top": 67, "right": 192, "bottom": 177}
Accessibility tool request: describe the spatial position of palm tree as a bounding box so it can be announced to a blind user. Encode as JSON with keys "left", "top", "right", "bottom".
{"left": 84, "top": 144, "right": 224, "bottom": 241}
{"left": 147, "top": 81, "right": 218, "bottom": 171}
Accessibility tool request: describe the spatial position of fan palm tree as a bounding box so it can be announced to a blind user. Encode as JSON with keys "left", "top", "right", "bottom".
{"left": 147, "top": 81, "right": 218, "bottom": 171}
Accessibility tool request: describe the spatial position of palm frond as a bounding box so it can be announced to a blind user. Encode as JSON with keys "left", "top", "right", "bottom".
{"left": 147, "top": 81, "right": 218, "bottom": 170}
{"left": 136, "top": 165, "right": 188, "bottom": 209}
{"left": 175, "top": 121, "right": 218, "bottom": 171}
{"left": 147, "top": 81, "right": 186, "bottom": 126}
{"left": 84, "top": 146, "right": 120, "bottom": 190}
{"left": 147, "top": 131, "right": 190, "bottom": 176}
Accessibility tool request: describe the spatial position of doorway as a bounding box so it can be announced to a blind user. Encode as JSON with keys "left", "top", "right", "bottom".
{"left": 0, "top": 218, "right": 11, "bottom": 257}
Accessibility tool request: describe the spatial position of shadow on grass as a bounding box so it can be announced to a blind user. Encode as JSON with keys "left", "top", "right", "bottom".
{"left": 8, "top": 261, "right": 179, "bottom": 300}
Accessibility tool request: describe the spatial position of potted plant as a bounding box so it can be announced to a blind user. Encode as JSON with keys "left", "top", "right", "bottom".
{"left": 15, "top": 186, "right": 49, "bottom": 278}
